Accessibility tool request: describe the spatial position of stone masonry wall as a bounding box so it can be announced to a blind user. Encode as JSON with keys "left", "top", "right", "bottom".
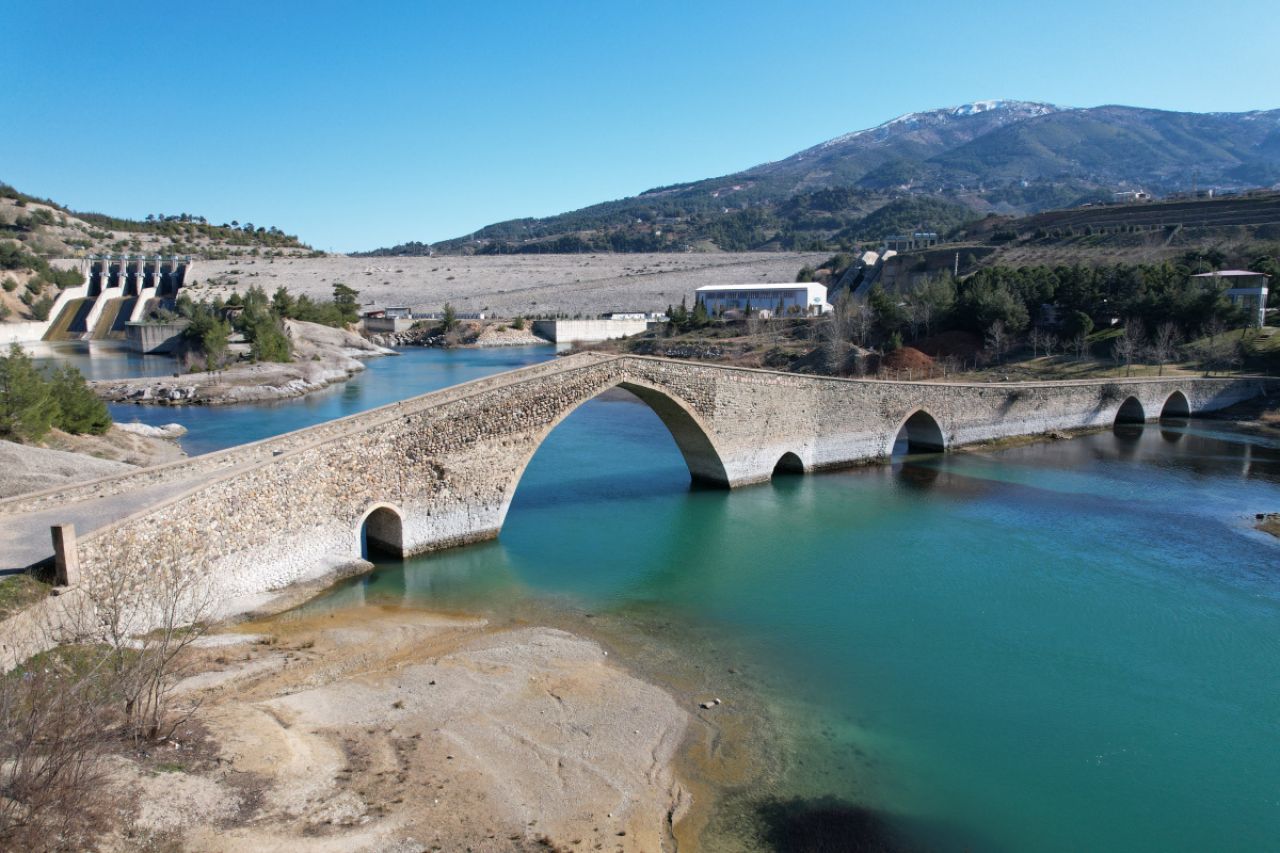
{"left": 68, "top": 354, "right": 1276, "bottom": 612}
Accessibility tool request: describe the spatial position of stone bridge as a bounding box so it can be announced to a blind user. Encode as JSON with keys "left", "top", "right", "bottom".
{"left": 2, "top": 353, "right": 1273, "bottom": 613}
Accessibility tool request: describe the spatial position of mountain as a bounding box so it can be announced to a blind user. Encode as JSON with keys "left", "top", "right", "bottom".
{"left": 385, "top": 101, "right": 1280, "bottom": 256}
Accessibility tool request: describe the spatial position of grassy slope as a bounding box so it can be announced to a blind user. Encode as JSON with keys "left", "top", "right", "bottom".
{"left": 0, "top": 573, "right": 51, "bottom": 620}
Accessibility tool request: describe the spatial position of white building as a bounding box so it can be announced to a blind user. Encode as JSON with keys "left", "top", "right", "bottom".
{"left": 1191, "top": 270, "right": 1271, "bottom": 327}
{"left": 1112, "top": 190, "right": 1150, "bottom": 203}
{"left": 883, "top": 232, "right": 938, "bottom": 253}
{"left": 695, "top": 282, "right": 831, "bottom": 317}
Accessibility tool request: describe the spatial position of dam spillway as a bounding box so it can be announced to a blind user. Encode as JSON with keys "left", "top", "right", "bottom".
{"left": 42, "top": 254, "right": 192, "bottom": 343}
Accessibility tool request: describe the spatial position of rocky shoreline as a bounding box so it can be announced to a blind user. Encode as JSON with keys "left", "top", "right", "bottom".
{"left": 366, "top": 318, "right": 549, "bottom": 350}
{"left": 92, "top": 320, "right": 395, "bottom": 407}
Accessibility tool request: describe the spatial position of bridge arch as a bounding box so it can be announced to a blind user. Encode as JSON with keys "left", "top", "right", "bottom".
{"left": 888, "top": 409, "right": 947, "bottom": 456}
{"left": 356, "top": 502, "right": 405, "bottom": 559}
{"left": 772, "top": 451, "right": 805, "bottom": 476}
{"left": 497, "top": 377, "right": 730, "bottom": 523}
{"left": 1160, "top": 390, "right": 1191, "bottom": 419}
{"left": 1114, "top": 396, "right": 1146, "bottom": 425}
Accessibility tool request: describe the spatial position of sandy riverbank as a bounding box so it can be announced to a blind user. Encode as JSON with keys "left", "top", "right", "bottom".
{"left": 92, "top": 320, "right": 394, "bottom": 406}
{"left": 95, "top": 606, "right": 695, "bottom": 852}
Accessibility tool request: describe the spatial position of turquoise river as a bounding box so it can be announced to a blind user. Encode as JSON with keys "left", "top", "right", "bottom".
{"left": 47, "top": 344, "right": 1280, "bottom": 851}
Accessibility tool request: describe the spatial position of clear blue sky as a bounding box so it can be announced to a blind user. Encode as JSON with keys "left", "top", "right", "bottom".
{"left": 5, "top": 0, "right": 1277, "bottom": 252}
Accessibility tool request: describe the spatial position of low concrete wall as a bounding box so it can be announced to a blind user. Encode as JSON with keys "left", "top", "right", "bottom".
{"left": 125, "top": 321, "right": 189, "bottom": 353}
{"left": 531, "top": 318, "right": 649, "bottom": 343}
{"left": 363, "top": 316, "right": 417, "bottom": 334}
{"left": 0, "top": 321, "right": 56, "bottom": 346}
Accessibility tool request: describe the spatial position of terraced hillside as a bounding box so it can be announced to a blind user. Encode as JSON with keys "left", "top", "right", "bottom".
{"left": 1021, "top": 193, "right": 1280, "bottom": 235}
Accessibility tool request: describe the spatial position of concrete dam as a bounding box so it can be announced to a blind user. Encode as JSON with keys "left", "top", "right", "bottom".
{"left": 4, "top": 255, "right": 191, "bottom": 345}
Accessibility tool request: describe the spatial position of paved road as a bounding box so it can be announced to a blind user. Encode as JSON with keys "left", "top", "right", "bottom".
{"left": 0, "top": 477, "right": 203, "bottom": 573}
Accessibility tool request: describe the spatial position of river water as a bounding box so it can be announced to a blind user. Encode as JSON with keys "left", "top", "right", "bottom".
{"left": 43, "top": 344, "right": 562, "bottom": 455}
{"left": 45, "top": 344, "right": 1280, "bottom": 850}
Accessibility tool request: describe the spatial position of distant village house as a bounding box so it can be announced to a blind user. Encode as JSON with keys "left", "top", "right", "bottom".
{"left": 1191, "top": 270, "right": 1270, "bottom": 327}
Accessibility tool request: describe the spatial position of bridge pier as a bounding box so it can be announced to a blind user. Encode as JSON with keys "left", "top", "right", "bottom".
{"left": 29, "top": 354, "right": 1270, "bottom": 625}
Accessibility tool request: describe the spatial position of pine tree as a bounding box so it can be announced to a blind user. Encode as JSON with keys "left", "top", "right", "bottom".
{"left": 0, "top": 343, "right": 58, "bottom": 442}
{"left": 49, "top": 364, "right": 110, "bottom": 435}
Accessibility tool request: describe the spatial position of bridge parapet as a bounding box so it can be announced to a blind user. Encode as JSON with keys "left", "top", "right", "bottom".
{"left": 42, "top": 355, "right": 1276, "bottom": 623}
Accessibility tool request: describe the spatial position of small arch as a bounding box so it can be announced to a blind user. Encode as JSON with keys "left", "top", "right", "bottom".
{"left": 772, "top": 451, "right": 805, "bottom": 477}
{"left": 1159, "top": 391, "right": 1191, "bottom": 420}
{"left": 1114, "top": 396, "right": 1146, "bottom": 425}
{"left": 357, "top": 503, "right": 405, "bottom": 559}
{"left": 890, "top": 409, "right": 946, "bottom": 456}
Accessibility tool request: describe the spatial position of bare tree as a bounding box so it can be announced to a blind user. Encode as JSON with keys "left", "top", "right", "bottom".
{"left": 1043, "top": 332, "right": 1059, "bottom": 358}
{"left": 1111, "top": 321, "right": 1145, "bottom": 376}
{"left": 1072, "top": 331, "right": 1090, "bottom": 361}
{"left": 1028, "top": 327, "right": 1046, "bottom": 358}
{"left": 80, "top": 546, "right": 214, "bottom": 742}
{"left": 0, "top": 620, "right": 115, "bottom": 849}
{"left": 1149, "top": 321, "right": 1180, "bottom": 376}
{"left": 985, "top": 320, "right": 1010, "bottom": 364}
{"left": 849, "top": 302, "right": 875, "bottom": 347}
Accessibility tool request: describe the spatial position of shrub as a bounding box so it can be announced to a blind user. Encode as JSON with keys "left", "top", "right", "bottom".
{"left": 245, "top": 315, "right": 292, "bottom": 363}
{"left": 1, "top": 277, "right": 16, "bottom": 292}
{"left": 440, "top": 302, "right": 459, "bottom": 333}
{"left": 49, "top": 365, "right": 110, "bottom": 435}
{"left": 30, "top": 295, "right": 55, "bottom": 321}
{"left": 46, "top": 266, "right": 84, "bottom": 290}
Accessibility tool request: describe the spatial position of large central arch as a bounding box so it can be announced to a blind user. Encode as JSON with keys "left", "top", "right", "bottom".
{"left": 493, "top": 378, "right": 731, "bottom": 532}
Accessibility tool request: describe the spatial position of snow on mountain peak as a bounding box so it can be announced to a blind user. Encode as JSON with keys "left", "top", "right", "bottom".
{"left": 816, "top": 100, "right": 1063, "bottom": 151}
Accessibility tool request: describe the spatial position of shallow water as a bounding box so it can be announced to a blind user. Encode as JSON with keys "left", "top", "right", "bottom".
{"left": 308, "top": 394, "right": 1280, "bottom": 852}
{"left": 41, "top": 343, "right": 1280, "bottom": 849}
{"left": 99, "top": 345, "right": 559, "bottom": 455}
{"left": 28, "top": 340, "right": 181, "bottom": 381}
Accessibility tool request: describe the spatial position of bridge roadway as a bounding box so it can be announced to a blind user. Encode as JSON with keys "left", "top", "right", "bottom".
{"left": 0, "top": 353, "right": 1272, "bottom": 619}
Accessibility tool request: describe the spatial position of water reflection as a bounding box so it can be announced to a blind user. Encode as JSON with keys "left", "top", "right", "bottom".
{"left": 28, "top": 340, "right": 180, "bottom": 381}
{"left": 104, "top": 345, "right": 557, "bottom": 454}
{"left": 295, "top": 402, "right": 1280, "bottom": 853}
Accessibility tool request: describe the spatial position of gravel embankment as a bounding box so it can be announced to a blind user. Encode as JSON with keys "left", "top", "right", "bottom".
{"left": 191, "top": 252, "right": 829, "bottom": 317}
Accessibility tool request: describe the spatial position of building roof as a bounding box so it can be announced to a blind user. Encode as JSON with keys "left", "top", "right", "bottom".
{"left": 695, "top": 282, "right": 826, "bottom": 292}
{"left": 1191, "top": 270, "right": 1270, "bottom": 278}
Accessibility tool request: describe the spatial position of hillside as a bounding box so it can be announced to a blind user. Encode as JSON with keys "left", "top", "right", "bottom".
{"left": 387, "top": 101, "right": 1280, "bottom": 256}
{"left": 836, "top": 191, "right": 1280, "bottom": 296}
{"left": 0, "top": 182, "right": 315, "bottom": 261}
